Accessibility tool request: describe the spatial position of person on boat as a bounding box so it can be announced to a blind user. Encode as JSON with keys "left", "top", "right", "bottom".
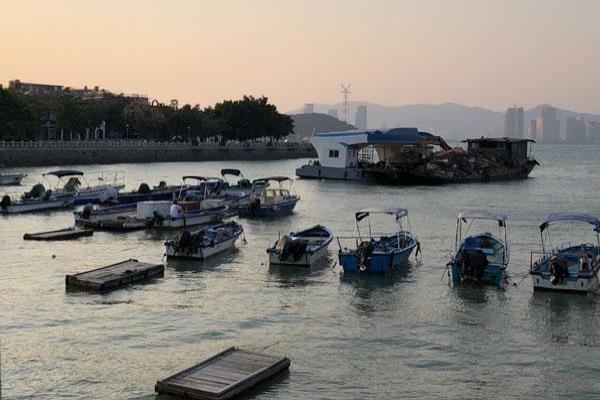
{"left": 170, "top": 201, "right": 184, "bottom": 219}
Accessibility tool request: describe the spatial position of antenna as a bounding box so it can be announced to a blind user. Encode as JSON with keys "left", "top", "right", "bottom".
{"left": 341, "top": 83, "right": 351, "bottom": 123}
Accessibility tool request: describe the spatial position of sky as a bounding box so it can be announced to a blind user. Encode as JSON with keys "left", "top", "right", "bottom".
{"left": 1, "top": 0, "right": 599, "bottom": 113}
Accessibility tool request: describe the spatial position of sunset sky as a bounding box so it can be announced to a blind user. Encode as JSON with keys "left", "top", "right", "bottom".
{"left": 2, "top": 0, "right": 599, "bottom": 113}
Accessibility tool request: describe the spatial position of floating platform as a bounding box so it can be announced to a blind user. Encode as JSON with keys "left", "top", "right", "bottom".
{"left": 65, "top": 259, "right": 164, "bottom": 291}
{"left": 155, "top": 347, "right": 291, "bottom": 400}
{"left": 23, "top": 227, "right": 93, "bottom": 241}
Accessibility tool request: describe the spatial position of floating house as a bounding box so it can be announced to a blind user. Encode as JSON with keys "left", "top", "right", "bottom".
{"left": 295, "top": 128, "right": 449, "bottom": 181}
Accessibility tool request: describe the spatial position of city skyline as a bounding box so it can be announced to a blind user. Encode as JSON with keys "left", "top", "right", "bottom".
{"left": 2, "top": 0, "right": 600, "bottom": 113}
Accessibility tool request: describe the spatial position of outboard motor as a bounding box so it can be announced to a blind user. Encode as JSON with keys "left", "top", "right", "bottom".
{"left": 81, "top": 203, "right": 94, "bottom": 219}
{"left": 175, "top": 230, "right": 193, "bottom": 251}
{"left": 137, "top": 183, "right": 151, "bottom": 194}
{"left": 0, "top": 195, "right": 11, "bottom": 210}
{"left": 26, "top": 183, "right": 46, "bottom": 199}
{"left": 357, "top": 241, "right": 374, "bottom": 271}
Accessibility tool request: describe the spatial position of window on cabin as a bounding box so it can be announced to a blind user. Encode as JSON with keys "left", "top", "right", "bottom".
{"left": 329, "top": 149, "right": 339, "bottom": 158}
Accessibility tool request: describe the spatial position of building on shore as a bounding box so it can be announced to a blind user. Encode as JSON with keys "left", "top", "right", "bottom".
{"left": 504, "top": 106, "right": 524, "bottom": 138}
{"left": 588, "top": 121, "right": 600, "bottom": 144}
{"left": 566, "top": 116, "right": 586, "bottom": 143}
{"left": 303, "top": 103, "right": 315, "bottom": 114}
{"left": 533, "top": 106, "right": 560, "bottom": 142}
{"left": 355, "top": 105, "right": 367, "bottom": 130}
{"left": 8, "top": 79, "right": 63, "bottom": 95}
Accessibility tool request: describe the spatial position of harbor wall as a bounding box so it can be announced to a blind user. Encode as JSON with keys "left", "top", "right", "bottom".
{"left": 0, "top": 141, "right": 317, "bottom": 167}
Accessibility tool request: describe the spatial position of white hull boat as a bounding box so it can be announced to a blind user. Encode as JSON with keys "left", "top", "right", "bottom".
{"left": 267, "top": 225, "right": 333, "bottom": 267}
{"left": 165, "top": 221, "right": 244, "bottom": 259}
{"left": 0, "top": 173, "right": 27, "bottom": 186}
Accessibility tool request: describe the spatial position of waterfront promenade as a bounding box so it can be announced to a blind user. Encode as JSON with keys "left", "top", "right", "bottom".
{"left": 0, "top": 140, "right": 316, "bottom": 167}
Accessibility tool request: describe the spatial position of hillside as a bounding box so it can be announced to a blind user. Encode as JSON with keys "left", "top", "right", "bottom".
{"left": 290, "top": 113, "right": 355, "bottom": 140}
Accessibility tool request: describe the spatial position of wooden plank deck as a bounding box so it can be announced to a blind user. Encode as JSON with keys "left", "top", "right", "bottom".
{"left": 155, "top": 347, "right": 291, "bottom": 400}
{"left": 23, "top": 227, "right": 93, "bottom": 241}
{"left": 65, "top": 258, "right": 164, "bottom": 291}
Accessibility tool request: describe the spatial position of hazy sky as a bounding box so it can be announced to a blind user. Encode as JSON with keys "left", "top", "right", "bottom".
{"left": 2, "top": 0, "right": 599, "bottom": 113}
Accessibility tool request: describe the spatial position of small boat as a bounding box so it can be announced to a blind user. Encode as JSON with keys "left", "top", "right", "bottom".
{"left": 0, "top": 182, "right": 74, "bottom": 214}
{"left": 238, "top": 177, "right": 300, "bottom": 217}
{"left": 448, "top": 210, "right": 509, "bottom": 288}
{"left": 220, "top": 169, "right": 253, "bottom": 197}
{"left": 267, "top": 225, "right": 333, "bottom": 267}
{"left": 42, "top": 169, "right": 125, "bottom": 205}
{"left": 338, "top": 208, "right": 419, "bottom": 273}
{"left": 165, "top": 221, "right": 244, "bottom": 259}
{"left": 74, "top": 202, "right": 137, "bottom": 226}
{"left": 530, "top": 213, "right": 600, "bottom": 294}
{"left": 23, "top": 227, "right": 93, "bottom": 241}
{"left": 0, "top": 173, "right": 27, "bottom": 186}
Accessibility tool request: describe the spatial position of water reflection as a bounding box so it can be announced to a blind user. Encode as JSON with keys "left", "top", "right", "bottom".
{"left": 166, "top": 248, "right": 241, "bottom": 273}
{"left": 267, "top": 254, "right": 334, "bottom": 288}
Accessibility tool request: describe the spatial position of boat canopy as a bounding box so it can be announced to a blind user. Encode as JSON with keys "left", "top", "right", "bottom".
{"left": 253, "top": 176, "right": 292, "bottom": 183}
{"left": 182, "top": 176, "right": 208, "bottom": 181}
{"left": 459, "top": 210, "right": 508, "bottom": 225}
{"left": 221, "top": 169, "right": 242, "bottom": 177}
{"left": 540, "top": 213, "right": 600, "bottom": 232}
{"left": 43, "top": 169, "right": 84, "bottom": 178}
{"left": 355, "top": 207, "right": 408, "bottom": 221}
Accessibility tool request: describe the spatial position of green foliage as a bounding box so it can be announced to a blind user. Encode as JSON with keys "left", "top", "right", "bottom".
{"left": 0, "top": 88, "right": 293, "bottom": 142}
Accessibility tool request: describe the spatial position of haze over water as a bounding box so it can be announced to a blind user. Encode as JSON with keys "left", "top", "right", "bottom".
{"left": 0, "top": 143, "right": 599, "bottom": 399}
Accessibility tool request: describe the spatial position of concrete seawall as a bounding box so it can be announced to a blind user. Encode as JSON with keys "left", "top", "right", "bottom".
{"left": 0, "top": 142, "right": 317, "bottom": 167}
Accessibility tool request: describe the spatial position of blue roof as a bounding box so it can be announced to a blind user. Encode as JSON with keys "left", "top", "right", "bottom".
{"left": 313, "top": 128, "right": 433, "bottom": 144}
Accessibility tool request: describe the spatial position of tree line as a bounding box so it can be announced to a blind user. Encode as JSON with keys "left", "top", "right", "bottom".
{"left": 0, "top": 88, "right": 293, "bottom": 142}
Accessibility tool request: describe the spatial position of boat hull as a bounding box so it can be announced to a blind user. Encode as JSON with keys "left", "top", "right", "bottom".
{"left": 339, "top": 242, "right": 416, "bottom": 273}
{"left": 1, "top": 198, "right": 73, "bottom": 214}
{"left": 166, "top": 232, "right": 241, "bottom": 259}
{"left": 0, "top": 174, "right": 26, "bottom": 186}
{"left": 70, "top": 185, "right": 125, "bottom": 206}
{"left": 238, "top": 198, "right": 298, "bottom": 217}
{"left": 449, "top": 261, "right": 506, "bottom": 288}
{"left": 74, "top": 203, "right": 137, "bottom": 225}
{"left": 530, "top": 272, "right": 599, "bottom": 294}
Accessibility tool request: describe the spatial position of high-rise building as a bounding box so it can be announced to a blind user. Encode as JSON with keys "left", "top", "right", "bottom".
{"left": 504, "top": 106, "right": 524, "bottom": 138}
{"left": 566, "top": 116, "right": 586, "bottom": 143}
{"left": 355, "top": 105, "right": 367, "bottom": 130}
{"left": 588, "top": 121, "right": 600, "bottom": 144}
{"left": 327, "top": 109, "right": 339, "bottom": 119}
{"left": 303, "top": 103, "right": 315, "bottom": 114}
{"left": 535, "top": 106, "right": 560, "bottom": 142}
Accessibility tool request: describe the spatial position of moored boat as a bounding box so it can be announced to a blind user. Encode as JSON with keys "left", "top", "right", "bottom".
{"left": 338, "top": 208, "right": 419, "bottom": 273}
{"left": 530, "top": 213, "right": 600, "bottom": 294}
{"left": 448, "top": 210, "right": 509, "bottom": 288}
{"left": 1, "top": 182, "right": 74, "bottom": 214}
{"left": 165, "top": 221, "right": 244, "bottom": 259}
{"left": 267, "top": 225, "right": 333, "bottom": 267}
{"left": 238, "top": 177, "right": 299, "bottom": 217}
{"left": 0, "top": 173, "right": 27, "bottom": 186}
{"left": 43, "top": 169, "right": 125, "bottom": 205}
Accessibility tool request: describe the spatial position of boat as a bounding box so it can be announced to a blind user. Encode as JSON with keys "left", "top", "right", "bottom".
{"left": 267, "top": 225, "right": 333, "bottom": 267}
{"left": 42, "top": 169, "right": 125, "bottom": 205}
{"left": 530, "top": 213, "right": 600, "bottom": 294}
{"left": 238, "top": 177, "right": 300, "bottom": 217}
{"left": 296, "top": 129, "right": 538, "bottom": 185}
{"left": 0, "top": 182, "right": 74, "bottom": 214}
{"left": 0, "top": 173, "right": 27, "bottom": 186}
{"left": 338, "top": 208, "right": 419, "bottom": 273}
{"left": 448, "top": 210, "right": 509, "bottom": 288}
{"left": 165, "top": 221, "right": 244, "bottom": 259}
{"left": 115, "top": 180, "right": 187, "bottom": 205}
{"left": 74, "top": 202, "right": 137, "bottom": 226}
{"left": 23, "top": 227, "right": 93, "bottom": 241}
{"left": 220, "top": 169, "right": 253, "bottom": 196}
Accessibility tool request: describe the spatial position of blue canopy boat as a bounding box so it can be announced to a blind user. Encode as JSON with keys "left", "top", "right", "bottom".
{"left": 448, "top": 210, "right": 509, "bottom": 288}
{"left": 338, "top": 208, "right": 419, "bottom": 273}
{"left": 238, "top": 177, "right": 299, "bottom": 217}
{"left": 530, "top": 213, "right": 600, "bottom": 294}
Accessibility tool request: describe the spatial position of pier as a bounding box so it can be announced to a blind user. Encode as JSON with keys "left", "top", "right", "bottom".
{"left": 65, "top": 259, "right": 164, "bottom": 291}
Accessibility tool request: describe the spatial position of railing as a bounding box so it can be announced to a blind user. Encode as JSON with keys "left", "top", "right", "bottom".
{"left": 0, "top": 140, "right": 313, "bottom": 149}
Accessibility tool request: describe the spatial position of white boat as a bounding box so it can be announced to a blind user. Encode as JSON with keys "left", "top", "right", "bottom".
{"left": 74, "top": 203, "right": 137, "bottom": 225}
{"left": 0, "top": 173, "right": 27, "bottom": 186}
{"left": 238, "top": 177, "right": 300, "bottom": 217}
{"left": 43, "top": 169, "right": 125, "bottom": 205}
{"left": 165, "top": 221, "right": 244, "bottom": 259}
{"left": 0, "top": 182, "right": 74, "bottom": 214}
{"left": 530, "top": 213, "right": 600, "bottom": 294}
{"left": 267, "top": 225, "right": 333, "bottom": 267}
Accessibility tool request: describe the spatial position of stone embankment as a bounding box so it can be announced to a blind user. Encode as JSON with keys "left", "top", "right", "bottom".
{"left": 0, "top": 140, "right": 317, "bottom": 167}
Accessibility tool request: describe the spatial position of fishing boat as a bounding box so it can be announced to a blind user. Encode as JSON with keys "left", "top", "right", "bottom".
{"left": 338, "top": 208, "right": 419, "bottom": 273}
{"left": 74, "top": 202, "right": 137, "bottom": 226}
{"left": 0, "top": 182, "right": 74, "bottom": 214}
{"left": 448, "top": 210, "right": 509, "bottom": 288}
{"left": 267, "top": 225, "right": 333, "bottom": 267}
{"left": 238, "top": 177, "right": 300, "bottom": 217}
{"left": 0, "top": 173, "right": 27, "bottom": 186}
{"left": 165, "top": 221, "right": 244, "bottom": 259}
{"left": 115, "top": 180, "right": 188, "bottom": 205}
{"left": 220, "top": 169, "right": 253, "bottom": 196}
{"left": 43, "top": 170, "right": 125, "bottom": 205}
{"left": 530, "top": 213, "right": 600, "bottom": 294}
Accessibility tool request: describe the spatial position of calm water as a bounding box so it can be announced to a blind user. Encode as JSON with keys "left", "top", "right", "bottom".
{"left": 1, "top": 144, "right": 600, "bottom": 399}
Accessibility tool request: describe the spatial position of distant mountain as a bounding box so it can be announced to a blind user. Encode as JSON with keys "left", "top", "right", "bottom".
{"left": 290, "top": 113, "right": 355, "bottom": 140}
{"left": 287, "top": 102, "right": 600, "bottom": 140}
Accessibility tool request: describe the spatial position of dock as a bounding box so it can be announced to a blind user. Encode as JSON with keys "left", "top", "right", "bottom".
{"left": 23, "top": 227, "right": 93, "bottom": 241}
{"left": 65, "top": 259, "right": 164, "bottom": 291}
{"left": 155, "top": 347, "right": 291, "bottom": 400}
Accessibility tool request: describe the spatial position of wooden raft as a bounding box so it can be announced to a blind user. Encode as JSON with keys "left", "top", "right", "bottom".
{"left": 65, "top": 258, "right": 164, "bottom": 291}
{"left": 155, "top": 347, "right": 291, "bottom": 400}
{"left": 23, "top": 227, "right": 93, "bottom": 241}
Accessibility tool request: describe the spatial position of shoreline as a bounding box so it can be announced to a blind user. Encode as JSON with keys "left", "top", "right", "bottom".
{"left": 0, "top": 141, "right": 317, "bottom": 167}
